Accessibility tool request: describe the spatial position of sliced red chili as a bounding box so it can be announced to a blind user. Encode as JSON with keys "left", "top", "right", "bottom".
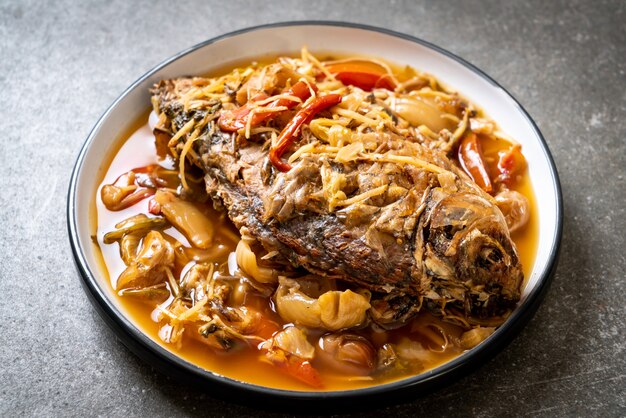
{"left": 217, "top": 92, "right": 267, "bottom": 132}
{"left": 458, "top": 133, "right": 493, "bottom": 193}
{"left": 218, "top": 81, "right": 317, "bottom": 132}
{"left": 325, "top": 60, "right": 396, "bottom": 91}
{"left": 269, "top": 94, "right": 343, "bottom": 172}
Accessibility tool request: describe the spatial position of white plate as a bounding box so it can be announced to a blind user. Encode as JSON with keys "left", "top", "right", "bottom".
{"left": 68, "top": 22, "right": 562, "bottom": 402}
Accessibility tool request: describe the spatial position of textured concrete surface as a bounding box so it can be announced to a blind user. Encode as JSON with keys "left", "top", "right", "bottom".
{"left": 1, "top": 0, "right": 624, "bottom": 416}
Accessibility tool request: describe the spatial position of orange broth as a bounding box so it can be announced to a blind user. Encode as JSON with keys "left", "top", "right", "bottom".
{"left": 93, "top": 58, "right": 538, "bottom": 391}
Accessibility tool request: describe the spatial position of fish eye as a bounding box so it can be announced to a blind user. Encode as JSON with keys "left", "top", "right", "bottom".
{"left": 477, "top": 246, "right": 504, "bottom": 269}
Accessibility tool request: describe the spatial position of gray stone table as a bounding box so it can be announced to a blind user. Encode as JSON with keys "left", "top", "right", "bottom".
{"left": 1, "top": 0, "right": 624, "bottom": 416}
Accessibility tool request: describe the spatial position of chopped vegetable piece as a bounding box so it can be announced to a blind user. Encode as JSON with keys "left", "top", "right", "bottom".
{"left": 269, "top": 94, "right": 342, "bottom": 172}
{"left": 317, "top": 334, "right": 376, "bottom": 375}
{"left": 458, "top": 133, "right": 493, "bottom": 193}
{"left": 495, "top": 190, "right": 530, "bottom": 233}
{"left": 460, "top": 327, "right": 495, "bottom": 349}
{"left": 243, "top": 311, "right": 280, "bottom": 341}
{"left": 103, "top": 214, "right": 167, "bottom": 244}
{"left": 263, "top": 348, "right": 323, "bottom": 388}
{"left": 154, "top": 190, "right": 214, "bottom": 249}
{"left": 275, "top": 277, "right": 370, "bottom": 330}
{"left": 272, "top": 327, "right": 315, "bottom": 359}
{"left": 101, "top": 170, "right": 155, "bottom": 211}
{"left": 118, "top": 284, "right": 170, "bottom": 302}
{"left": 236, "top": 239, "right": 277, "bottom": 283}
{"left": 119, "top": 233, "right": 142, "bottom": 265}
{"left": 116, "top": 230, "right": 175, "bottom": 290}
{"left": 389, "top": 96, "right": 454, "bottom": 132}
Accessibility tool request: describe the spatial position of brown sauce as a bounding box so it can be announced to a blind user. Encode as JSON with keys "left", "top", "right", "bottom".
{"left": 93, "top": 57, "right": 539, "bottom": 391}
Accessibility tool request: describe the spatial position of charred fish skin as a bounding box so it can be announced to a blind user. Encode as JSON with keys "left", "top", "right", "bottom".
{"left": 151, "top": 78, "right": 523, "bottom": 321}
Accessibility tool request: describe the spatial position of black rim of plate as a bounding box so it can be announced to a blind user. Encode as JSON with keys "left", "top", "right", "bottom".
{"left": 67, "top": 21, "right": 563, "bottom": 401}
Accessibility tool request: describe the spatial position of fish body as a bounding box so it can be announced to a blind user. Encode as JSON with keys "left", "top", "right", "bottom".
{"left": 152, "top": 77, "right": 523, "bottom": 322}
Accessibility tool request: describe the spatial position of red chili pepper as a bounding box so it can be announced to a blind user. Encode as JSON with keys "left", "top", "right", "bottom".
{"left": 496, "top": 144, "right": 526, "bottom": 186}
{"left": 218, "top": 81, "right": 317, "bottom": 132}
{"left": 458, "top": 133, "right": 493, "bottom": 193}
{"left": 325, "top": 60, "right": 396, "bottom": 91}
{"left": 269, "top": 94, "right": 343, "bottom": 172}
{"left": 217, "top": 92, "right": 267, "bottom": 132}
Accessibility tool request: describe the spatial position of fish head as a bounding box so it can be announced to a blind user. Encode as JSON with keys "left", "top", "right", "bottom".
{"left": 425, "top": 191, "right": 524, "bottom": 312}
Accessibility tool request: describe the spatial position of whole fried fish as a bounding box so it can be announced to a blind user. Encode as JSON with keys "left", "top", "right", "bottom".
{"left": 151, "top": 76, "right": 523, "bottom": 325}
